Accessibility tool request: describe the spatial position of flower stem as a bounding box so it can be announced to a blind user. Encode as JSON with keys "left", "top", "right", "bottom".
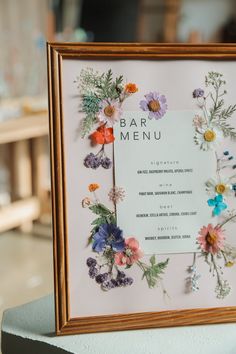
{"left": 228, "top": 174, "right": 236, "bottom": 181}
{"left": 221, "top": 250, "right": 228, "bottom": 264}
{"left": 215, "top": 151, "right": 222, "bottom": 179}
{"left": 160, "top": 279, "right": 170, "bottom": 299}
{"left": 137, "top": 260, "right": 147, "bottom": 272}
{"left": 218, "top": 213, "right": 236, "bottom": 228}
{"left": 93, "top": 191, "right": 99, "bottom": 205}
{"left": 211, "top": 254, "right": 222, "bottom": 286}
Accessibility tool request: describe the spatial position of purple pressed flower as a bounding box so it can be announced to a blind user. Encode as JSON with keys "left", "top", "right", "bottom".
{"left": 116, "top": 278, "right": 125, "bottom": 286}
{"left": 102, "top": 280, "right": 113, "bottom": 291}
{"left": 90, "top": 156, "right": 101, "bottom": 169}
{"left": 92, "top": 223, "right": 125, "bottom": 253}
{"left": 110, "top": 278, "right": 118, "bottom": 287}
{"left": 84, "top": 153, "right": 101, "bottom": 169}
{"left": 193, "top": 88, "right": 204, "bottom": 98}
{"left": 88, "top": 266, "right": 98, "bottom": 279}
{"left": 95, "top": 273, "right": 109, "bottom": 284}
{"left": 86, "top": 257, "right": 97, "bottom": 267}
{"left": 84, "top": 153, "right": 94, "bottom": 167}
{"left": 101, "top": 157, "right": 112, "bottom": 169}
{"left": 123, "top": 277, "right": 133, "bottom": 286}
{"left": 117, "top": 270, "right": 126, "bottom": 279}
{"left": 140, "top": 91, "right": 167, "bottom": 120}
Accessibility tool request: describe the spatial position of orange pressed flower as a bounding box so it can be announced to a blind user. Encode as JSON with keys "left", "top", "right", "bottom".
{"left": 88, "top": 183, "right": 100, "bottom": 192}
{"left": 90, "top": 126, "right": 115, "bottom": 145}
{"left": 125, "top": 83, "right": 138, "bottom": 94}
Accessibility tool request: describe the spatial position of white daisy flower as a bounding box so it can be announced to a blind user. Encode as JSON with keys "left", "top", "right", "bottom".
{"left": 205, "top": 177, "right": 233, "bottom": 197}
{"left": 194, "top": 125, "right": 223, "bottom": 151}
{"left": 97, "top": 99, "right": 123, "bottom": 127}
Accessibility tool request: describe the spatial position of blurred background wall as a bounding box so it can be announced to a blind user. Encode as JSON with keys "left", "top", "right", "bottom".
{"left": 0, "top": 0, "right": 48, "bottom": 97}
{"left": 1, "top": 0, "right": 236, "bottom": 349}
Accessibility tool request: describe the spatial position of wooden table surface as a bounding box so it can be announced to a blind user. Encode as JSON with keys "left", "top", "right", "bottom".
{"left": 0, "top": 114, "right": 48, "bottom": 144}
{"left": 0, "top": 114, "right": 49, "bottom": 232}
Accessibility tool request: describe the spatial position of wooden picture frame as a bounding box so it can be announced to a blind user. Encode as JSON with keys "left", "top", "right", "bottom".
{"left": 47, "top": 43, "right": 236, "bottom": 335}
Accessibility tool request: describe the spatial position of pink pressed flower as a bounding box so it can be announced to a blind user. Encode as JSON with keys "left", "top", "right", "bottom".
{"left": 197, "top": 224, "right": 225, "bottom": 255}
{"left": 108, "top": 186, "right": 125, "bottom": 204}
{"left": 192, "top": 115, "right": 206, "bottom": 128}
{"left": 115, "top": 237, "right": 143, "bottom": 266}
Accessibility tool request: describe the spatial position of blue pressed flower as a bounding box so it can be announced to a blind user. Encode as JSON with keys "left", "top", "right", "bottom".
{"left": 223, "top": 151, "right": 229, "bottom": 156}
{"left": 228, "top": 156, "right": 234, "bottom": 160}
{"left": 92, "top": 223, "right": 125, "bottom": 253}
{"left": 207, "top": 194, "right": 227, "bottom": 216}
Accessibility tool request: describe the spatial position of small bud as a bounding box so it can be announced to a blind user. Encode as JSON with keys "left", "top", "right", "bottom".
{"left": 82, "top": 197, "right": 92, "bottom": 208}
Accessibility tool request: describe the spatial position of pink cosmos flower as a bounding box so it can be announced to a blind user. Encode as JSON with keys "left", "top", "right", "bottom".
{"left": 115, "top": 237, "right": 143, "bottom": 266}
{"left": 197, "top": 224, "right": 225, "bottom": 255}
{"left": 97, "top": 99, "right": 123, "bottom": 127}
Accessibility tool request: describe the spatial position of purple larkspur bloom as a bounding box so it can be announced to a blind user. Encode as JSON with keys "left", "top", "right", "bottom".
{"left": 117, "top": 270, "right": 126, "bottom": 279}
{"left": 140, "top": 92, "right": 167, "bottom": 120}
{"left": 88, "top": 266, "right": 98, "bottom": 279}
{"left": 123, "top": 277, "right": 133, "bottom": 286}
{"left": 102, "top": 280, "right": 113, "bottom": 291}
{"left": 95, "top": 273, "right": 109, "bottom": 284}
{"left": 101, "top": 157, "right": 112, "bottom": 169}
{"left": 110, "top": 278, "right": 118, "bottom": 287}
{"left": 86, "top": 257, "right": 97, "bottom": 267}
{"left": 84, "top": 153, "right": 101, "bottom": 169}
{"left": 192, "top": 88, "right": 204, "bottom": 98}
{"left": 92, "top": 223, "right": 125, "bottom": 253}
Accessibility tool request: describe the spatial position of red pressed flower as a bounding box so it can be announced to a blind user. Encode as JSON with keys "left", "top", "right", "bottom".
{"left": 90, "top": 126, "right": 115, "bottom": 145}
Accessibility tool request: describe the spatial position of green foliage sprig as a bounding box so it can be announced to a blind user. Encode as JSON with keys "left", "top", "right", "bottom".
{"left": 137, "top": 256, "right": 169, "bottom": 288}
{"left": 88, "top": 202, "right": 116, "bottom": 243}
{"left": 206, "top": 71, "right": 236, "bottom": 139}
{"left": 76, "top": 68, "right": 124, "bottom": 137}
{"left": 85, "top": 187, "right": 169, "bottom": 291}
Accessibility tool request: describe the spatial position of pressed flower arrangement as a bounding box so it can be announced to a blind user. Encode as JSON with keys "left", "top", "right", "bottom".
{"left": 82, "top": 184, "right": 169, "bottom": 292}
{"left": 77, "top": 67, "right": 170, "bottom": 292}
{"left": 192, "top": 72, "right": 236, "bottom": 299}
{"left": 78, "top": 68, "right": 236, "bottom": 298}
{"left": 76, "top": 68, "right": 138, "bottom": 170}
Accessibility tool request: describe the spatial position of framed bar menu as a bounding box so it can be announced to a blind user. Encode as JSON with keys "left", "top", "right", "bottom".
{"left": 47, "top": 43, "right": 236, "bottom": 335}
